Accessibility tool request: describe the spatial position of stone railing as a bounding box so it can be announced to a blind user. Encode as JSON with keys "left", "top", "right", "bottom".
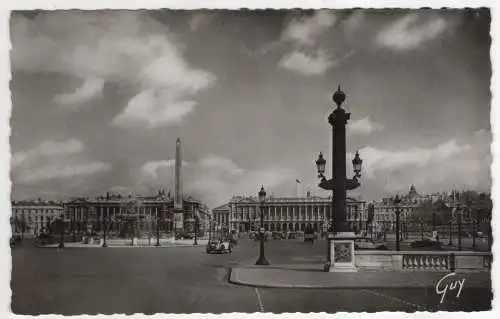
{"left": 402, "top": 254, "right": 450, "bottom": 271}
{"left": 355, "top": 250, "right": 492, "bottom": 272}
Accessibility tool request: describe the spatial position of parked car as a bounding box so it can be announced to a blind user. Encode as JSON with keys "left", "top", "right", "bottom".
{"left": 175, "top": 231, "right": 193, "bottom": 240}
{"left": 253, "top": 232, "right": 268, "bottom": 241}
{"left": 287, "top": 232, "right": 298, "bottom": 239}
{"left": 410, "top": 238, "right": 443, "bottom": 250}
{"left": 272, "top": 231, "right": 285, "bottom": 240}
{"left": 355, "top": 238, "right": 388, "bottom": 250}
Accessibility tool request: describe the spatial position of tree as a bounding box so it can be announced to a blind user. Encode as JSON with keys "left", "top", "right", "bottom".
{"left": 412, "top": 199, "right": 452, "bottom": 225}
{"left": 18, "top": 215, "right": 28, "bottom": 240}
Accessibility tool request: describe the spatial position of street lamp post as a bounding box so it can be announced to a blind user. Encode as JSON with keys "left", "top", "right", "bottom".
{"left": 156, "top": 217, "right": 161, "bottom": 247}
{"left": 448, "top": 219, "right": 453, "bottom": 246}
{"left": 432, "top": 203, "right": 436, "bottom": 232}
{"left": 315, "top": 86, "right": 363, "bottom": 271}
{"left": 420, "top": 219, "right": 424, "bottom": 241}
{"left": 458, "top": 209, "right": 462, "bottom": 251}
{"left": 102, "top": 219, "right": 108, "bottom": 247}
{"left": 194, "top": 216, "right": 199, "bottom": 246}
{"left": 58, "top": 214, "right": 65, "bottom": 249}
{"left": 255, "top": 186, "right": 270, "bottom": 266}
{"left": 394, "top": 196, "right": 401, "bottom": 252}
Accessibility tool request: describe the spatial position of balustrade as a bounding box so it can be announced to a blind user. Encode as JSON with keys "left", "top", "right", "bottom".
{"left": 402, "top": 254, "right": 450, "bottom": 271}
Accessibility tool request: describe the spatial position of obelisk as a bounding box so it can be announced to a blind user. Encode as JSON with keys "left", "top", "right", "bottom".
{"left": 174, "top": 138, "right": 183, "bottom": 210}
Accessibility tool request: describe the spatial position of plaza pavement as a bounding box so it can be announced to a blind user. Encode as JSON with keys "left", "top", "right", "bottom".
{"left": 11, "top": 238, "right": 493, "bottom": 314}
{"left": 230, "top": 266, "right": 491, "bottom": 289}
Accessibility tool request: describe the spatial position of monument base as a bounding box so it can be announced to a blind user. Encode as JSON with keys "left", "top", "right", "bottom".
{"left": 325, "top": 232, "right": 359, "bottom": 273}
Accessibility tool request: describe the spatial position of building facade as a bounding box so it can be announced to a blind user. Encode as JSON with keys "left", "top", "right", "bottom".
{"left": 213, "top": 194, "right": 367, "bottom": 233}
{"left": 11, "top": 199, "right": 64, "bottom": 235}
{"left": 63, "top": 190, "right": 210, "bottom": 236}
{"left": 371, "top": 185, "right": 425, "bottom": 232}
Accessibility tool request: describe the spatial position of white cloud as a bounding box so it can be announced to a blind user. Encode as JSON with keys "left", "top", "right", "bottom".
{"left": 141, "top": 159, "right": 177, "bottom": 179}
{"left": 198, "top": 156, "right": 245, "bottom": 175}
{"left": 53, "top": 77, "right": 105, "bottom": 108}
{"left": 139, "top": 155, "right": 296, "bottom": 208}
{"left": 111, "top": 89, "right": 198, "bottom": 128}
{"left": 18, "top": 162, "right": 111, "bottom": 183}
{"left": 282, "top": 10, "right": 337, "bottom": 46}
{"left": 348, "top": 116, "right": 385, "bottom": 135}
{"left": 12, "top": 139, "right": 85, "bottom": 167}
{"left": 11, "top": 12, "right": 216, "bottom": 125}
{"left": 376, "top": 14, "right": 449, "bottom": 51}
{"left": 353, "top": 130, "right": 491, "bottom": 194}
{"left": 279, "top": 50, "right": 334, "bottom": 76}
{"left": 36, "top": 139, "right": 85, "bottom": 156}
{"left": 357, "top": 140, "right": 470, "bottom": 177}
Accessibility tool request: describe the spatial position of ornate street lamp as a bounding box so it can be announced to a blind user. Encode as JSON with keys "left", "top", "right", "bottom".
{"left": 394, "top": 195, "right": 402, "bottom": 252}
{"left": 448, "top": 218, "right": 454, "bottom": 246}
{"left": 457, "top": 208, "right": 462, "bottom": 251}
{"left": 255, "top": 186, "right": 270, "bottom": 265}
{"left": 315, "top": 85, "right": 363, "bottom": 271}
{"left": 352, "top": 151, "right": 363, "bottom": 179}
{"left": 102, "top": 214, "right": 108, "bottom": 248}
{"left": 58, "top": 214, "right": 65, "bottom": 249}
{"left": 156, "top": 216, "right": 161, "bottom": 247}
{"left": 193, "top": 215, "right": 199, "bottom": 246}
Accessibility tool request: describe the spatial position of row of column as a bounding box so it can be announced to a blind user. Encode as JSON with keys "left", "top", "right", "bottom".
{"left": 233, "top": 222, "right": 323, "bottom": 232}
{"left": 233, "top": 204, "right": 333, "bottom": 222}
{"left": 66, "top": 205, "right": 165, "bottom": 221}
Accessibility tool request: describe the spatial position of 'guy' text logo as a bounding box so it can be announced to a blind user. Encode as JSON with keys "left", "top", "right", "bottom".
{"left": 435, "top": 272, "right": 465, "bottom": 304}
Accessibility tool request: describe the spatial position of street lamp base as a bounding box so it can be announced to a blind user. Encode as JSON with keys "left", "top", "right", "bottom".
{"left": 255, "top": 256, "right": 270, "bottom": 266}
{"left": 102, "top": 243, "right": 107, "bottom": 247}
{"left": 58, "top": 243, "right": 64, "bottom": 249}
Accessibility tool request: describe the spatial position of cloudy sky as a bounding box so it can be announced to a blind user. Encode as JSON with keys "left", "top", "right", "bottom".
{"left": 9, "top": 9, "right": 491, "bottom": 208}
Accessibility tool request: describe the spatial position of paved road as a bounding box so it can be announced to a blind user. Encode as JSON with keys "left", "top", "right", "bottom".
{"left": 11, "top": 239, "right": 492, "bottom": 314}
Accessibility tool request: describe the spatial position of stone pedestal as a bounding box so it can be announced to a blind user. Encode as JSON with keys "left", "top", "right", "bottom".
{"left": 326, "top": 232, "right": 358, "bottom": 272}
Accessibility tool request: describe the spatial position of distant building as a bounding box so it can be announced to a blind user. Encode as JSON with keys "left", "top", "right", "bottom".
{"left": 63, "top": 190, "right": 210, "bottom": 235}
{"left": 372, "top": 185, "right": 423, "bottom": 232}
{"left": 11, "top": 199, "right": 64, "bottom": 235}
{"left": 213, "top": 194, "right": 367, "bottom": 233}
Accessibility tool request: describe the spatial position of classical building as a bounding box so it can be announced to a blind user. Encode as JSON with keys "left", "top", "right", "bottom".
{"left": 213, "top": 193, "right": 367, "bottom": 233}
{"left": 63, "top": 190, "right": 210, "bottom": 235}
{"left": 11, "top": 199, "right": 64, "bottom": 235}
{"left": 371, "top": 185, "right": 425, "bottom": 233}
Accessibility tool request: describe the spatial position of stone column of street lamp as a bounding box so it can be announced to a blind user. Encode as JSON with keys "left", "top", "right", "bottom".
{"left": 315, "top": 86, "right": 364, "bottom": 272}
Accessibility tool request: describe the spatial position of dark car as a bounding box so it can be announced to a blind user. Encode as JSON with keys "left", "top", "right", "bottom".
{"left": 304, "top": 227, "right": 317, "bottom": 243}
{"left": 175, "top": 231, "right": 193, "bottom": 240}
{"left": 355, "top": 238, "right": 388, "bottom": 250}
{"left": 410, "top": 239, "right": 443, "bottom": 250}
{"left": 272, "top": 232, "right": 284, "bottom": 240}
